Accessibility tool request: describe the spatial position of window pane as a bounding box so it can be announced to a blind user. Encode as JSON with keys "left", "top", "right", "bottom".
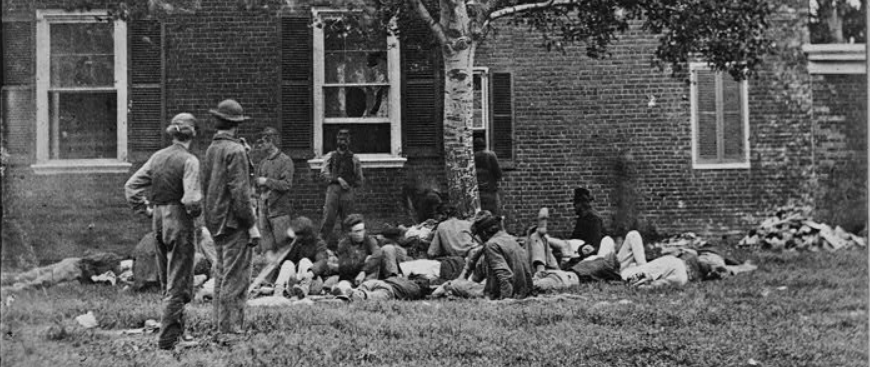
{"left": 51, "top": 23, "right": 113, "bottom": 55}
{"left": 322, "top": 123, "right": 391, "bottom": 154}
{"left": 472, "top": 73, "right": 485, "bottom": 129}
{"left": 50, "top": 22, "right": 114, "bottom": 87}
{"left": 325, "top": 51, "right": 388, "bottom": 84}
{"left": 695, "top": 70, "right": 718, "bottom": 160}
{"left": 50, "top": 92, "right": 117, "bottom": 159}
{"left": 324, "top": 86, "right": 390, "bottom": 118}
{"left": 323, "top": 19, "right": 386, "bottom": 51}
{"left": 51, "top": 55, "right": 115, "bottom": 87}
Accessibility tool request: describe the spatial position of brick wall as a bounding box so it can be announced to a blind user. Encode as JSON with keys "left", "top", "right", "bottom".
{"left": 476, "top": 4, "right": 815, "bottom": 240}
{"left": 2, "top": 0, "right": 850, "bottom": 265}
{"left": 812, "top": 74, "right": 868, "bottom": 233}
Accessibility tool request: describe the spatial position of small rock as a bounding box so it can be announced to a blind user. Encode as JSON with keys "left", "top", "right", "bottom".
{"left": 75, "top": 312, "right": 98, "bottom": 329}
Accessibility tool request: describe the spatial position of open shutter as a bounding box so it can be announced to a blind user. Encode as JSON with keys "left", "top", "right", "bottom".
{"left": 128, "top": 20, "right": 164, "bottom": 161}
{"left": 491, "top": 72, "right": 513, "bottom": 162}
{"left": 2, "top": 21, "right": 35, "bottom": 163}
{"left": 721, "top": 75, "right": 744, "bottom": 160}
{"left": 695, "top": 70, "right": 718, "bottom": 161}
{"left": 280, "top": 15, "right": 313, "bottom": 159}
{"left": 401, "top": 19, "right": 441, "bottom": 157}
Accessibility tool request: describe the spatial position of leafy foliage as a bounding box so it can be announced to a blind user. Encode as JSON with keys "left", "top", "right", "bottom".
{"left": 809, "top": 0, "right": 866, "bottom": 43}
{"left": 73, "top": 0, "right": 776, "bottom": 80}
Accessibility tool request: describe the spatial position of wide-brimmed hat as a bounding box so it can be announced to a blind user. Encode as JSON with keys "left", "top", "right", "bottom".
{"left": 209, "top": 99, "right": 250, "bottom": 122}
{"left": 574, "top": 188, "right": 594, "bottom": 204}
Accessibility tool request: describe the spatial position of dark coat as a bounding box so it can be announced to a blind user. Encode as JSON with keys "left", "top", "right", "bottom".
{"left": 483, "top": 231, "right": 534, "bottom": 299}
{"left": 202, "top": 132, "right": 256, "bottom": 236}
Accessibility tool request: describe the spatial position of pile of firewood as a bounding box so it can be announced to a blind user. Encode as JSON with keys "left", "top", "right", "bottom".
{"left": 737, "top": 206, "right": 866, "bottom": 251}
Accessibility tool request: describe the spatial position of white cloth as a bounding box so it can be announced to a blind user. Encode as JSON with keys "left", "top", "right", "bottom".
{"left": 398, "top": 259, "right": 441, "bottom": 279}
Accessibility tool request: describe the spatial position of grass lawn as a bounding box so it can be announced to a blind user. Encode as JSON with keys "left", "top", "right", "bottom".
{"left": 0, "top": 249, "right": 867, "bottom": 367}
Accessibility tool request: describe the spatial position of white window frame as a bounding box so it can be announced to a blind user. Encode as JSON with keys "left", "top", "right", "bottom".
{"left": 308, "top": 8, "right": 405, "bottom": 170}
{"left": 33, "top": 9, "right": 130, "bottom": 174}
{"left": 472, "top": 67, "right": 492, "bottom": 150}
{"left": 689, "top": 62, "right": 751, "bottom": 170}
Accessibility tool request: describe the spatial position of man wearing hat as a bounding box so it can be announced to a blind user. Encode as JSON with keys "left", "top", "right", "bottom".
{"left": 570, "top": 187, "right": 605, "bottom": 259}
{"left": 319, "top": 129, "right": 364, "bottom": 245}
{"left": 202, "top": 99, "right": 256, "bottom": 337}
{"left": 125, "top": 113, "right": 202, "bottom": 349}
{"left": 470, "top": 211, "right": 533, "bottom": 299}
{"left": 255, "top": 126, "right": 295, "bottom": 261}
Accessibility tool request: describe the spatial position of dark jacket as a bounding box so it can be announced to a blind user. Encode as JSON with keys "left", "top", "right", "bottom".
{"left": 287, "top": 235, "right": 329, "bottom": 276}
{"left": 202, "top": 132, "right": 256, "bottom": 236}
{"left": 474, "top": 149, "right": 502, "bottom": 192}
{"left": 483, "top": 231, "right": 534, "bottom": 300}
{"left": 257, "top": 149, "right": 294, "bottom": 218}
{"left": 321, "top": 150, "right": 363, "bottom": 188}
{"left": 336, "top": 235, "right": 380, "bottom": 280}
{"left": 571, "top": 209, "right": 604, "bottom": 254}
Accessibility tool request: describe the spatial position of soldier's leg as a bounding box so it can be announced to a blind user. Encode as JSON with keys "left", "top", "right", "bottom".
{"left": 157, "top": 205, "right": 195, "bottom": 349}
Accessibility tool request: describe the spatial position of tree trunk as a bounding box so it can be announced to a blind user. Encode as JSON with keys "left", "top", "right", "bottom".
{"left": 439, "top": 0, "right": 479, "bottom": 218}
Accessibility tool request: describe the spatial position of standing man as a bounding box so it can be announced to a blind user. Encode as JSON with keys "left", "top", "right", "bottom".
{"left": 570, "top": 187, "right": 605, "bottom": 260}
{"left": 125, "top": 113, "right": 202, "bottom": 350}
{"left": 202, "top": 99, "right": 256, "bottom": 339}
{"left": 255, "top": 126, "right": 295, "bottom": 261}
{"left": 470, "top": 210, "right": 534, "bottom": 300}
{"left": 473, "top": 138, "right": 503, "bottom": 215}
{"left": 319, "top": 129, "right": 364, "bottom": 245}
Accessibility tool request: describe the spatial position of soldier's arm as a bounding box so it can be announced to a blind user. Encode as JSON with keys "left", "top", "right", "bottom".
{"left": 124, "top": 156, "right": 154, "bottom": 214}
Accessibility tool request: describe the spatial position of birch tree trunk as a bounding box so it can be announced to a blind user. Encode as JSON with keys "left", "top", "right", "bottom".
{"left": 439, "top": 0, "right": 480, "bottom": 217}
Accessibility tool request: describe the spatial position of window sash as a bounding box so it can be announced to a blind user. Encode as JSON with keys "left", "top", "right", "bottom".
{"left": 312, "top": 8, "right": 401, "bottom": 158}
{"left": 691, "top": 64, "right": 749, "bottom": 169}
{"left": 34, "top": 10, "right": 128, "bottom": 167}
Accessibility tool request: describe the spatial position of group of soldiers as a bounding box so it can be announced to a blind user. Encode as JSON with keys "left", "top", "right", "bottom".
{"left": 124, "top": 99, "right": 741, "bottom": 350}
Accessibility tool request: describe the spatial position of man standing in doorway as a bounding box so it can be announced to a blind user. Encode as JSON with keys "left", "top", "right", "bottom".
{"left": 319, "top": 129, "right": 364, "bottom": 245}
{"left": 202, "top": 99, "right": 256, "bottom": 340}
{"left": 125, "top": 113, "right": 202, "bottom": 350}
{"left": 474, "top": 138, "right": 503, "bottom": 216}
{"left": 255, "top": 126, "right": 295, "bottom": 262}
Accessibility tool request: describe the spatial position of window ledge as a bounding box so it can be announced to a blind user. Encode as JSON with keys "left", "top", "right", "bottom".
{"left": 692, "top": 162, "right": 750, "bottom": 170}
{"left": 31, "top": 159, "right": 132, "bottom": 175}
{"left": 307, "top": 155, "right": 407, "bottom": 170}
{"left": 802, "top": 44, "right": 866, "bottom": 74}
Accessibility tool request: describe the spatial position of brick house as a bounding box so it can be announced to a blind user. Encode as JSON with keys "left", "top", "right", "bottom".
{"left": 1, "top": 0, "right": 866, "bottom": 264}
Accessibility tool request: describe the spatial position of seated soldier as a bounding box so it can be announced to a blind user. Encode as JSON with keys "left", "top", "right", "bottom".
{"left": 272, "top": 216, "right": 329, "bottom": 298}
{"left": 426, "top": 204, "right": 475, "bottom": 280}
{"left": 331, "top": 214, "right": 381, "bottom": 295}
{"left": 470, "top": 211, "right": 534, "bottom": 300}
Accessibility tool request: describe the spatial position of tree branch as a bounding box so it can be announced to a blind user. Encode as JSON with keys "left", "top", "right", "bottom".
{"left": 487, "top": 0, "right": 574, "bottom": 22}
{"left": 409, "top": 0, "right": 449, "bottom": 47}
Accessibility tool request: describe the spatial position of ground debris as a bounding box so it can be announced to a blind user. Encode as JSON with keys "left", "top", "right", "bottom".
{"left": 737, "top": 205, "right": 866, "bottom": 252}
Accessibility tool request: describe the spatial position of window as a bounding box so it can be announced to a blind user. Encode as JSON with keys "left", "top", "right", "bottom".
{"left": 310, "top": 9, "right": 404, "bottom": 168}
{"left": 472, "top": 68, "right": 491, "bottom": 149}
{"left": 34, "top": 10, "right": 129, "bottom": 174}
{"left": 690, "top": 63, "right": 750, "bottom": 169}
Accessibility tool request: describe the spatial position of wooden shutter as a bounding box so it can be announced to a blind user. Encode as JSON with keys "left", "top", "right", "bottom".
{"left": 721, "top": 75, "right": 744, "bottom": 160}
{"left": 491, "top": 72, "right": 513, "bottom": 162}
{"left": 2, "top": 21, "right": 35, "bottom": 163}
{"left": 2, "top": 21, "right": 33, "bottom": 86}
{"left": 695, "top": 70, "right": 718, "bottom": 161}
{"left": 128, "top": 20, "right": 164, "bottom": 160}
{"left": 401, "top": 19, "right": 441, "bottom": 157}
{"left": 280, "top": 15, "right": 313, "bottom": 158}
